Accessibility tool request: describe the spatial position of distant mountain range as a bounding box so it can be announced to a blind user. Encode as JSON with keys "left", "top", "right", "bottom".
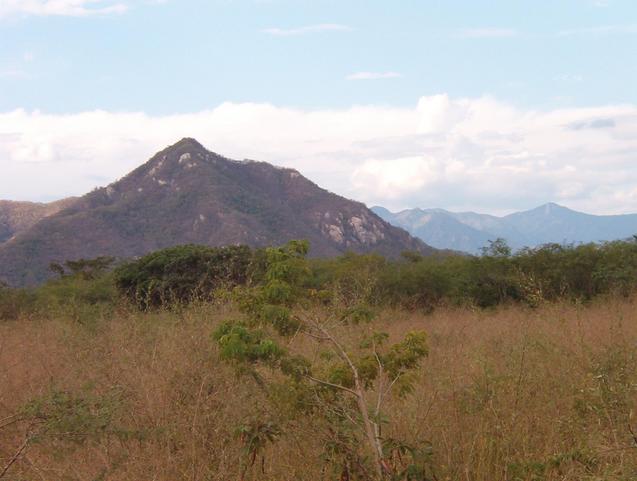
{"left": 372, "top": 203, "right": 637, "bottom": 254}
{"left": 0, "top": 138, "right": 433, "bottom": 286}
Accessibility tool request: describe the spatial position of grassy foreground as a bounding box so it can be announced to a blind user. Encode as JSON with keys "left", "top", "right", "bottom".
{"left": 1, "top": 298, "right": 637, "bottom": 480}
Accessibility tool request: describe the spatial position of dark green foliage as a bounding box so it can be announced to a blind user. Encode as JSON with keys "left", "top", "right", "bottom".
{"left": 311, "top": 237, "right": 637, "bottom": 311}
{"left": 213, "top": 321, "right": 285, "bottom": 366}
{"left": 376, "top": 256, "right": 464, "bottom": 310}
{"left": 114, "top": 244, "right": 255, "bottom": 309}
{"left": 233, "top": 240, "right": 311, "bottom": 335}
{"left": 5, "top": 236, "right": 637, "bottom": 324}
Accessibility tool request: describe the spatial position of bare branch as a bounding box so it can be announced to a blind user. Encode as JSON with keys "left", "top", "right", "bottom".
{"left": 0, "top": 414, "right": 21, "bottom": 431}
{"left": 305, "top": 375, "right": 359, "bottom": 398}
{"left": 309, "top": 314, "right": 387, "bottom": 478}
{"left": 0, "top": 431, "right": 30, "bottom": 479}
{"left": 373, "top": 343, "right": 384, "bottom": 419}
{"left": 383, "top": 372, "right": 403, "bottom": 399}
{"left": 301, "top": 330, "right": 330, "bottom": 342}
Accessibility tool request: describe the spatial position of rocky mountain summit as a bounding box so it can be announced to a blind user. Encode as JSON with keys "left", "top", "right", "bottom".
{"left": 0, "top": 138, "right": 433, "bottom": 286}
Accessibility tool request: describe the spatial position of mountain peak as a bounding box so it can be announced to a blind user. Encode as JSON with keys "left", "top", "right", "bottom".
{"left": 520, "top": 202, "right": 577, "bottom": 218}
{"left": 541, "top": 202, "right": 567, "bottom": 212}
{"left": 0, "top": 142, "right": 434, "bottom": 286}
{"left": 170, "top": 137, "right": 206, "bottom": 151}
{"left": 158, "top": 137, "right": 217, "bottom": 162}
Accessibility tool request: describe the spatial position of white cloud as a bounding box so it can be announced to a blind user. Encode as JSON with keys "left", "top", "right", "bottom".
{"left": 262, "top": 23, "right": 351, "bottom": 36}
{"left": 346, "top": 72, "right": 402, "bottom": 81}
{"left": 0, "top": 0, "right": 128, "bottom": 18}
{"left": 455, "top": 28, "right": 518, "bottom": 38}
{"left": 1, "top": 96, "right": 637, "bottom": 216}
{"left": 352, "top": 156, "right": 440, "bottom": 199}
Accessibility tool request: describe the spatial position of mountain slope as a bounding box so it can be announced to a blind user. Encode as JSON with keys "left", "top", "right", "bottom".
{"left": 0, "top": 198, "right": 77, "bottom": 245}
{"left": 503, "top": 202, "right": 637, "bottom": 245}
{"left": 0, "top": 138, "right": 433, "bottom": 286}
{"left": 372, "top": 207, "right": 494, "bottom": 253}
{"left": 374, "top": 203, "right": 637, "bottom": 254}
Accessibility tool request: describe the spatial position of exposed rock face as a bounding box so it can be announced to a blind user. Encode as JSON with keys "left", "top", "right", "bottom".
{"left": 317, "top": 212, "right": 386, "bottom": 247}
{"left": 0, "top": 138, "right": 434, "bottom": 286}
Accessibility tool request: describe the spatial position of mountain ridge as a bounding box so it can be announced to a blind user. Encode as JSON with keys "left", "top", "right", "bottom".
{"left": 373, "top": 203, "right": 637, "bottom": 254}
{"left": 0, "top": 198, "right": 78, "bottom": 245}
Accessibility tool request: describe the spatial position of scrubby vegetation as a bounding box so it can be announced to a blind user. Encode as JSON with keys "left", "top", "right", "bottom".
{"left": 2, "top": 238, "right": 637, "bottom": 480}
{"left": 114, "top": 245, "right": 254, "bottom": 309}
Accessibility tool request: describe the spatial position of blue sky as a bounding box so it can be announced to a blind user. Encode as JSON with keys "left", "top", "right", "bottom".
{"left": 2, "top": 0, "right": 636, "bottom": 112}
{"left": 1, "top": 0, "right": 637, "bottom": 214}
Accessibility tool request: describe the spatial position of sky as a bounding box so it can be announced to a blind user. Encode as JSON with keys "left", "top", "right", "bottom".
{"left": 1, "top": 0, "right": 636, "bottom": 215}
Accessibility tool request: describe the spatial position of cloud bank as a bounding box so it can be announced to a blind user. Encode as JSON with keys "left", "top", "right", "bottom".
{"left": 1, "top": 94, "right": 637, "bottom": 215}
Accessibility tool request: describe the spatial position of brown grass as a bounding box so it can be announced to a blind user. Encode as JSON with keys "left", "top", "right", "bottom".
{"left": 1, "top": 298, "right": 637, "bottom": 480}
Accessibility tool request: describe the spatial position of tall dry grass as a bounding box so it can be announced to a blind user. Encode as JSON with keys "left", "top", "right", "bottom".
{"left": 1, "top": 298, "right": 637, "bottom": 480}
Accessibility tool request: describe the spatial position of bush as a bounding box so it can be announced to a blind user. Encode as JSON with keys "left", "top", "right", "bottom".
{"left": 114, "top": 244, "right": 256, "bottom": 309}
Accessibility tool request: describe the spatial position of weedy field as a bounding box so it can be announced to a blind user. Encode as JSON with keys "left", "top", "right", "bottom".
{"left": 2, "top": 240, "right": 637, "bottom": 480}
{"left": 2, "top": 297, "right": 636, "bottom": 481}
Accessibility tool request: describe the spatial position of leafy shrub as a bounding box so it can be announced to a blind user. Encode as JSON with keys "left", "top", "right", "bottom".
{"left": 114, "top": 244, "right": 256, "bottom": 309}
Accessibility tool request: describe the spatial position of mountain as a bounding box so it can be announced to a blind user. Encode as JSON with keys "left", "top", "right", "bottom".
{"left": 373, "top": 202, "right": 637, "bottom": 254}
{"left": 0, "top": 198, "right": 77, "bottom": 245}
{"left": 0, "top": 138, "right": 433, "bottom": 286}
{"left": 371, "top": 207, "right": 494, "bottom": 254}
{"left": 502, "top": 202, "right": 637, "bottom": 245}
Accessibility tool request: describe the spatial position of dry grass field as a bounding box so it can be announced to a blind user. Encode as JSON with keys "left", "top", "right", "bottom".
{"left": 2, "top": 298, "right": 637, "bottom": 480}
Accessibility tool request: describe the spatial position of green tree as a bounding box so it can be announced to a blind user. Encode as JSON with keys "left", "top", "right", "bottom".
{"left": 213, "top": 240, "right": 432, "bottom": 480}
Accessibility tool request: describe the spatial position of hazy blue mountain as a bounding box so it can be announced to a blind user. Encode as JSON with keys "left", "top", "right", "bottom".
{"left": 371, "top": 207, "right": 493, "bottom": 253}
{"left": 502, "top": 202, "right": 637, "bottom": 246}
{"left": 372, "top": 203, "right": 637, "bottom": 254}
